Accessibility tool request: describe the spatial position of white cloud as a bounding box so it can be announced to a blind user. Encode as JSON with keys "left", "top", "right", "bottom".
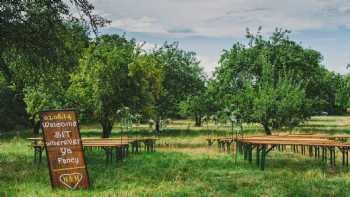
{"left": 111, "top": 16, "right": 168, "bottom": 34}
{"left": 137, "top": 41, "right": 158, "bottom": 52}
{"left": 197, "top": 55, "right": 218, "bottom": 76}
{"left": 92, "top": 0, "right": 350, "bottom": 37}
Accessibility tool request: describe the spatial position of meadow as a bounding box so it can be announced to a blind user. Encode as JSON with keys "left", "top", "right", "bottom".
{"left": 1, "top": 116, "right": 350, "bottom": 196}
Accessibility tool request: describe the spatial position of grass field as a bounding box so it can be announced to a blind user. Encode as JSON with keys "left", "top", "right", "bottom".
{"left": 2, "top": 116, "right": 350, "bottom": 196}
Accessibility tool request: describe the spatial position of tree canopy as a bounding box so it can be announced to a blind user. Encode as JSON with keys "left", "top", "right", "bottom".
{"left": 212, "top": 28, "right": 349, "bottom": 134}
{"left": 0, "top": 0, "right": 107, "bottom": 131}
{"left": 152, "top": 42, "right": 206, "bottom": 132}
{"left": 69, "top": 35, "right": 164, "bottom": 137}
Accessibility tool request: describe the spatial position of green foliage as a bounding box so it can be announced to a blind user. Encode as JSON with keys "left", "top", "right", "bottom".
{"left": 128, "top": 52, "right": 163, "bottom": 117}
{"left": 69, "top": 35, "right": 162, "bottom": 137}
{"left": 153, "top": 42, "right": 206, "bottom": 131}
{"left": 317, "top": 70, "right": 350, "bottom": 114}
{"left": 0, "top": 0, "right": 105, "bottom": 131}
{"left": 214, "top": 29, "right": 319, "bottom": 133}
{"left": 179, "top": 89, "right": 216, "bottom": 127}
{"left": 22, "top": 23, "right": 89, "bottom": 116}
{"left": 69, "top": 35, "right": 136, "bottom": 137}
{"left": 246, "top": 64, "right": 308, "bottom": 133}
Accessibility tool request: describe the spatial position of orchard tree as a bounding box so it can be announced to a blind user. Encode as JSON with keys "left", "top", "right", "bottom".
{"left": 179, "top": 86, "right": 217, "bottom": 127}
{"left": 179, "top": 95, "right": 206, "bottom": 127}
{"left": 69, "top": 35, "right": 161, "bottom": 138}
{"left": 127, "top": 52, "right": 163, "bottom": 119}
{"left": 152, "top": 42, "right": 206, "bottom": 132}
{"left": 214, "top": 28, "right": 324, "bottom": 134}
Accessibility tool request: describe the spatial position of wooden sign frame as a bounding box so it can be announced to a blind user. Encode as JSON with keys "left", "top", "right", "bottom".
{"left": 40, "top": 109, "right": 90, "bottom": 190}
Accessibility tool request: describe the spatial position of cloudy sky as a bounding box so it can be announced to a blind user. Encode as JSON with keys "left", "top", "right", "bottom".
{"left": 90, "top": 0, "right": 350, "bottom": 75}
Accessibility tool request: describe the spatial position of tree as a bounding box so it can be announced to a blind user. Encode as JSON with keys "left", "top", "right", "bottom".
{"left": 179, "top": 87, "right": 217, "bottom": 127}
{"left": 69, "top": 35, "right": 161, "bottom": 138}
{"left": 214, "top": 28, "right": 323, "bottom": 134}
{"left": 246, "top": 64, "right": 307, "bottom": 134}
{"left": 179, "top": 95, "right": 206, "bottom": 127}
{"left": 152, "top": 42, "right": 206, "bottom": 132}
{"left": 317, "top": 70, "right": 350, "bottom": 114}
{"left": 127, "top": 52, "right": 163, "bottom": 119}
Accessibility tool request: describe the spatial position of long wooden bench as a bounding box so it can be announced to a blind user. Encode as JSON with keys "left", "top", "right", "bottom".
{"left": 207, "top": 133, "right": 350, "bottom": 152}
{"left": 28, "top": 137, "right": 159, "bottom": 164}
{"left": 235, "top": 135, "right": 350, "bottom": 170}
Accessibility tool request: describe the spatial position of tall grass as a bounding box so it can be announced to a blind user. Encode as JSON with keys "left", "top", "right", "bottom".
{"left": 1, "top": 116, "right": 350, "bottom": 196}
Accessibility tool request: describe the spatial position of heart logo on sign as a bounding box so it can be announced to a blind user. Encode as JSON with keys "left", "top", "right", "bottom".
{"left": 59, "top": 173, "right": 83, "bottom": 189}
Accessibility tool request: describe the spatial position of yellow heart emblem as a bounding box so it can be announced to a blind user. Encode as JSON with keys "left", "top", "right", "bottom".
{"left": 59, "top": 173, "right": 83, "bottom": 189}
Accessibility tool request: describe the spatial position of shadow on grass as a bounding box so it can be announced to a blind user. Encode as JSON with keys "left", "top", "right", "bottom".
{"left": 80, "top": 128, "right": 263, "bottom": 139}
{"left": 298, "top": 124, "right": 349, "bottom": 128}
{"left": 306, "top": 118, "right": 339, "bottom": 122}
{"left": 240, "top": 151, "right": 349, "bottom": 174}
{"left": 295, "top": 128, "right": 350, "bottom": 134}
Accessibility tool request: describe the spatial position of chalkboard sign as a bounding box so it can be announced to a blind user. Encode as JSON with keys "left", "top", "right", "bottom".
{"left": 40, "top": 109, "right": 89, "bottom": 190}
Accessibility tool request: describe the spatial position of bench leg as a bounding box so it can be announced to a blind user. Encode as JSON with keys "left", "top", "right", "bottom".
{"left": 260, "top": 145, "right": 267, "bottom": 170}
{"left": 39, "top": 148, "right": 43, "bottom": 163}
{"left": 34, "top": 148, "right": 37, "bottom": 163}
{"left": 256, "top": 145, "right": 261, "bottom": 167}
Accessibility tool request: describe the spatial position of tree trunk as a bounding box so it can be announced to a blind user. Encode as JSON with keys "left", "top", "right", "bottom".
{"left": 33, "top": 121, "right": 41, "bottom": 135}
{"left": 194, "top": 115, "right": 202, "bottom": 127}
{"left": 262, "top": 123, "right": 272, "bottom": 135}
{"left": 155, "top": 119, "right": 160, "bottom": 133}
{"left": 272, "top": 121, "right": 279, "bottom": 130}
{"left": 100, "top": 119, "right": 113, "bottom": 138}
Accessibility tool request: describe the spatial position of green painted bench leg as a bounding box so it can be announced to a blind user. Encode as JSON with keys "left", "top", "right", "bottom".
{"left": 346, "top": 149, "right": 349, "bottom": 167}
{"left": 341, "top": 148, "right": 345, "bottom": 166}
{"left": 34, "top": 148, "right": 37, "bottom": 163}
{"left": 248, "top": 144, "right": 252, "bottom": 163}
{"left": 332, "top": 148, "right": 335, "bottom": 166}
{"left": 322, "top": 147, "right": 325, "bottom": 162}
{"left": 243, "top": 144, "right": 248, "bottom": 160}
{"left": 260, "top": 145, "right": 267, "bottom": 170}
{"left": 39, "top": 148, "right": 43, "bottom": 164}
{"left": 256, "top": 145, "right": 261, "bottom": 167}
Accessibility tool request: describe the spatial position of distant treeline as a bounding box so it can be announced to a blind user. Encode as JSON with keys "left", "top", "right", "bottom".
{"left": 1, "top": 1, "right": 350, "bottom": 136}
